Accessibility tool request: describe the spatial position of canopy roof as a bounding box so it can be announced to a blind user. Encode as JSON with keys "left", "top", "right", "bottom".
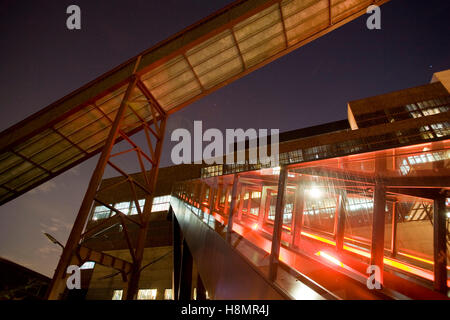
{"left": 0, "top": 0, "right": 390, "bottom": 204}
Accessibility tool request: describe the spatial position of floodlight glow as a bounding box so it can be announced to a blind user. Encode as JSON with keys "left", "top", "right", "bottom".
{"left": 307, "top": 187, "right": 322, "bottom": 198}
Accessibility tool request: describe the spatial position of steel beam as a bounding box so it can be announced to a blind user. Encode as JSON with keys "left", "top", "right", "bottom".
{"left": 172, "top": 208, "right": 182, "bottom": 301}
{"left": 226, "top": 174, "right": 239, "bottom": 242}
{"left": 46, "top": 77, "right": 138, "bottom": 300}
{"left": 179, "top": 239, "right": 193, "bottom": 300}
{"left": 291, "top": 185, "right": 304, "bottom": 249}
{"left": 269, "top": 166, "right": 287, "bottom": 281}
{"left": 370, "top": 183, "right": 386, "bottom": 287}
{"left": 335, "top": 194, "right": 346, "bottom": 252}
{"left": 433, "top": 194, "right": 448, "bottom": 294}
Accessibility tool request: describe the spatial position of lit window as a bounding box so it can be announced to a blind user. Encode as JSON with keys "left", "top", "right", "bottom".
{"left": 112, "top": 290, "right": 123, "bottom": 300}
{"left": 251, "top": 191, "right": 261, "bottom": 199}
{"left": 164, "top": 289, "right": 173, "bottom": 300}
{"left": 130, "top": 199, "right": 146, "bottom": 215}
{"left": 346, "top": 197, "right": 373, "bottom": 213}
{"left": 80, "top": 261, "right": 95, "bottom": 270}
{"left": 137, "top": 289, "right": 157, "bottom": 300}
{"left": 400, "top": 159, "right": 411, "bottom": 175}
{"left": 113, "top": 202, "right": 131, "bottom": 216}
{"left": 272, "top": 166, "right": 281, "bottom": 175}
{"left": 151, "top": 195, "right": 171, "bottom": 212}
{"left": 93, "top": 205, "right": 111, "bottom": 220}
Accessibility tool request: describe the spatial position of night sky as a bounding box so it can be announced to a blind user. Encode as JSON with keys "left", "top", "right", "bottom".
{"left": 0, "top": 0, "right": 449, "bottom": 277}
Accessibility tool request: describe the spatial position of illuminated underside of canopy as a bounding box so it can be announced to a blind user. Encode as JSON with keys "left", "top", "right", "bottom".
{"left": 0, "top": 0, "right": 390, "bottom": 204}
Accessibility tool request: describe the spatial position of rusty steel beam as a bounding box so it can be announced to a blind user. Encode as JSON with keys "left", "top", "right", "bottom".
{"left": 46, "top": 77, "right": 139, "bottom": 300}
{"left": 47, "top": 74, "right": 170, "bottom": 300}
{"left": 126, "top": 108, "right": 167, "bottom": 300}
{"left": 77, "top": 246, "right": 133, "bottom": 274}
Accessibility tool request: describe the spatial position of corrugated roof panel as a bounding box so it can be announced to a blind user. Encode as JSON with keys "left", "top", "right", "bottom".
{"left": 39, "top": 147, "right": 84, "bottom": 172}
{"left": 55, "top": 105, "right": 99, "bottom": 134}
{"left": 142, "top": 56, "right": 191, "bottom": 91}
{"left": 332, "top": 0, "right": 369, "bottom": 21}
{"left": 29, "top": 140, "right": 73, "bottom": 168}
{"left": 78, "top": 128, "right": 110, "bottom": 153}
{"left": 187, "top": 30, "right": 242, "bottom": 89}
{"left": 199, "top": 57, "right": 243, "bottom": 89}
{"left": 0, "top": 153, "right": 27, "bottom": 179}
{"left": 151, "top": 71, "right": 202, "bottom": 109}
{"left": 50, "top": 154, "right": 86, "bottom": 173}
{"left": 13, "top": 129, "right": 63, "bottom": 159}
{"left": 62, "top": 116, "right": 109, "bottom": 144}
{"left": 4, "top": 166, "right": 46, "bottom": 190}
{"left": 283, "top": 0, "right": 329, "bottom": 44}
{"left": 234, "top": 4, "right": 285, "bottom": 67}
{"left": 0, "top": 0, "right": 392, "bottom": 204}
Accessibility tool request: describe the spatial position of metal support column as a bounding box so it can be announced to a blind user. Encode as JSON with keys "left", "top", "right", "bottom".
{"left": 172, "top": 208, "right": 182, "bottom": 301}
{"left": 226, "top": 174, "right": 239, "bottom": 242}
{"left": 46, "top": 76, "right": 168, "bottom": 300}
{"left": 179, "top": 239, "right": 193, "bottom": 300}
{"left": 258, "top": 186, "right": 269, "bottom": 226}
{"left": 370, "top": 182, "right": 386, "bottom": 286}
{"left": 196, "top": 273, "right": 207, "bottom": 300}
{"left": 335, "top": 194, "right": 346, "bottom": 252}
{"left": 433, "top": 194, "right": 447, "bottom": 294}
{"left": 291, "top": 186, "right": 304, "bottom": 249}
{"left": 46, "top": 77, "right": 139, "bottom": 300}
{"left": 391, "top": 201, "right": 398, "bottom": 257}
{"left": 269, "top": 166, "right": 287, "bottom": 281}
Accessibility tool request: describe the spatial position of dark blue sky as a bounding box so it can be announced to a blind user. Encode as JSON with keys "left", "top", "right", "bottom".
{"left": 0, "top": 0, "right": 449, "bottom": 276}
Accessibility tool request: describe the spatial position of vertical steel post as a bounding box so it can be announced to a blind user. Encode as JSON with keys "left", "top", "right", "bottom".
{"left": 335, "top": 194, "right": 346, "bottom": 252}
{"left": 258, "top": 186, "right": 269, "bottom": 226}
{"left": 291, "top": 185, "right": 304, "bottom": 249}
{"left": 433, "top": 194, "right": 447, "bottom": 294}
{"left": 226, "top": 174, "right": 239, "bottom": 242}
{"left": 370, "top": 183, "right": 386, "bottom": 286}
{"left": 172, "top": 209, "right": 182, "bottom": 301}
{"left": 196, "top": 273, "right": 207, "bottom": 300}
{"left": 179, "top": 239, "right": 193, "bottom": 300}
{"left": 46, "top": 77, "right": 138, "bottom": 300}
{"left": 391, "top": 201, "right": 398, "bottom": 257}
{"left": 269, "top": 166, "right": 287, "bottom": 281}
{"left": 126, "top": 115, "right": 167, "bottom": 300}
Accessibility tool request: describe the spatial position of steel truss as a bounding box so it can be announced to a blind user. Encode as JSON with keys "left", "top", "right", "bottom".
{"left": 46, "top": 75, "right": 168, "bottom": 300}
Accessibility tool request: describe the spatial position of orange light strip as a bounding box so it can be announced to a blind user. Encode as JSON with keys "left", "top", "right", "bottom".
{"left": 316, "top": 251, "right": 344, "bottom": 267}
{"left": 398, "top": 252, "right": 450, "bottom": 270}
{"left": 302, "top": 231, "right": 450, "bottom": 285}
{"left": 301, "top": 231, "right": 336, "bottom": 246}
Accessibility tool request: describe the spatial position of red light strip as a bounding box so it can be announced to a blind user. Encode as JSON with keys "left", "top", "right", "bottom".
{"left": 301, "top": 231, "right": 450, "bottom": 285}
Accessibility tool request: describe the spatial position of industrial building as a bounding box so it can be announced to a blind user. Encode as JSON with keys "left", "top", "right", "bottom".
{"left": 76, "top": 72, "right": 449, "bottom": 300}
{"left": 0, "top": 0, "right": 448, "bottom": 300}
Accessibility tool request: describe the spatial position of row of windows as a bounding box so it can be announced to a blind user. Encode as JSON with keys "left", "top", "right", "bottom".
{"left": 111, "top": 288, "right": 209, "bottom": 300}
{"left": 112, "top": 288, "right": 171, "bottom": 300}
{"left": 92, "top": 195, "right": 171, "bottom": 221}
{"left": 399, "top": 150, "right": 449, "bottom": 175}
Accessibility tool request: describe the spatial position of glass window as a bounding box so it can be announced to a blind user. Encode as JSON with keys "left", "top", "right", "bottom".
{"left": 93, "top": 205, "right": 111, "bottom": 220}
{"left": 130, "top": 199, "right": 146, "bottom": 215}
{"left": 113, "top": 201, "right": 131, "bottom": 215}
{"left": 112, "top": 290, "right": 123, "bottom": 300}
{"left": 137, "top": 289, "right": 157, "bottom": 300}
{"left": 151, "top": 195, "right": 171, "bottom": 212}
{"left": 80, "top": 261, "right": 95, "bottom": 270}
{"left": 164, "top": 289, "right": 172, "bottom": 300}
